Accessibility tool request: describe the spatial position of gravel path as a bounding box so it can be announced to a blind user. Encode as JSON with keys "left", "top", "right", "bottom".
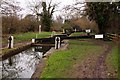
{"left": 68, "top": 40, "right": 117, "bottom": 78}
{"left": 93, "top": 40, "right": 112, "bottom": 78}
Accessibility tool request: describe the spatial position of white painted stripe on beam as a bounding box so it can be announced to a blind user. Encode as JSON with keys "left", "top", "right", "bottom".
{"left": 86, "top": 29, "right": 91, "bottom": 33}
{"left": 95, "top": 34, "right": 103, "bottom": 38}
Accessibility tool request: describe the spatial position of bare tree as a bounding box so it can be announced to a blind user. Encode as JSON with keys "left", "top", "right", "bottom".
{"left": 1, "top": 0, "right": 22, "bottom": 16}
{"left": 1, "top": 0, "right": 22, "bottom": 34}
{"left": 62, "top": 1, "right": 87, "bottom": 20}
{"left": 27, "top": 0, "right": 60, "bottom": 31}
{"left": 27, "top": 0, "right": 42, "bottom": 21}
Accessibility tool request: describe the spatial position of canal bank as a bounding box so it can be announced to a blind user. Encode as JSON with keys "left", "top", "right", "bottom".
{"left": 1, "top": 36, "right": 58, "bottom": 60}
{"left": 1, "top": 43, "right": 32, "bottom": 61}
{"left": 1, "top": 32, "right": 81, "bottom": 60}
{"left": 31, "top": 40, "right": 69, "bottom": 78}
{"left": 1, "top": 39, "right": 68, "bottom": 79}
{"left": 1, "top": 35, "right": 69, "bottom": 79}
{"left": 1, "top": 44, "right": 52, "bottom": 78}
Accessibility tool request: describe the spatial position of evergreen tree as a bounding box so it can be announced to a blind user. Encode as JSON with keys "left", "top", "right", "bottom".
{"left": 41, "top": 1, "right": 57, "bottom": 31}
{"left": 86, "top": 2, "right": 120, "bottom": 34}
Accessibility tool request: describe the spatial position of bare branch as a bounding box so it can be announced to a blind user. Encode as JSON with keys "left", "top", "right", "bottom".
{"left": 1, "top": 0, "right": 22, "bottom": 16}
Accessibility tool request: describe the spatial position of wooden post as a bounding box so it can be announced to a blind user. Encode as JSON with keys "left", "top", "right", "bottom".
{"left": 11, "top": 36, "right": 14, "bottom": 48}
{"left": 55, "top": 37, "right": 61, "bottom": 49}
{"left": 39, "top": 25, "right": 41, "bottom": 34}
{"left": 58, "top": 37, "right": 61, "bottom": 49}
{"left": 32, "top": 39, "right": 35, "bottom": 43}
{"left": 8, "top": 36, "right": 14, "bottom": 49}
{"left": 75, "top": 28, "right": 77, "bottom": 32}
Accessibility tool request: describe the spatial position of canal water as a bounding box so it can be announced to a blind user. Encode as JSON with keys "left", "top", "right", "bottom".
{"left": 1, "top": 46, "right": 51, "bottom": 78}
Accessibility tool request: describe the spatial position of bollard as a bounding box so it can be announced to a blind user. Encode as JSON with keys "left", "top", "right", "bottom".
{"left": 55, "top": 37, "right": 61, "bottom": 49}
{"left": 75, "top": 28, "right": 77, "bottom": 32}
{"left": 32, "top": 39, "right": 35, "bottom": 43}
{"left": 11, "top": 36, "right": 14, "bottom": 48}
{"left": 39, "top": 25, "right": 41, "bottom": 34}
{"left": 8, "top": 36, "right": 14, "bottom": 49}
{"left": 58, "top": 37, "right": 61, "bottom": 49}
{"left": 8, "top": 36, "right": 12, "bottom": 49}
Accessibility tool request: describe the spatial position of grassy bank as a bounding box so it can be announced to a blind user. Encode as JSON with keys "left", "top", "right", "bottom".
{"left": 70, "top": 32, "right": 95, "bottom": 36}
{"left": 1, "top": 32, "right": 57, "bottom": 55}
{"left": 40, "top": 40, "right": 104, "bottom": 78}
{"left": 13, "top": 32, "right": 54, "bottom": 43}
{"left": 70, "top": 32, "right": 86, "bottom": 36}
{"left": 106, "top": 45, "right": 118, "bottom": 78}
{"left": 2, "top": 32, "right": 53, "bottom": 44}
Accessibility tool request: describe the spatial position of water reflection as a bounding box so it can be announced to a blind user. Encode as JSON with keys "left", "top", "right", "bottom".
{"left": 2, "top": 46, "right": 51, "bottom": 78}
{"left": 8, "top": 58, "right": 13, "bottom": 66}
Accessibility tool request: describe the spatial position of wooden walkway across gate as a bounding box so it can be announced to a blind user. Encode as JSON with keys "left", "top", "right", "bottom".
{"left": 32, "top": 34, "right": 95, "bottom": 45}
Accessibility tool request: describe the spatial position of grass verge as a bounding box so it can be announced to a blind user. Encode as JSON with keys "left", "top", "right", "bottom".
{"left": 106, "top": 45, "right": 118, "bottom": 78}
{"left": 70, "top": 32, "right": 95, "bottom": 36}
{"left": 70, "top": 32, "right": 86, "bottom": 36}
{"left": 2, "top": 32, "right": 52, "bottom": 44}
{"left": 4, "top": 32, "right": 52, "bottom": 43}
{"left": 40, "top": 40, "right": 103, "bottom": 78}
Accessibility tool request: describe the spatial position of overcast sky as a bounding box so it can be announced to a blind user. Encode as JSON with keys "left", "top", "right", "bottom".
{"left": 17, "top": 0, "right": 119, "bottom": 18}
{"left": 17, "top": 0, "right": 85, "bottom": 18}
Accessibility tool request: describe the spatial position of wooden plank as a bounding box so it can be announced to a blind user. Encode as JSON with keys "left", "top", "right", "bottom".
{"left": 32, "top": 44, "right": 55, "bottom": 46}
